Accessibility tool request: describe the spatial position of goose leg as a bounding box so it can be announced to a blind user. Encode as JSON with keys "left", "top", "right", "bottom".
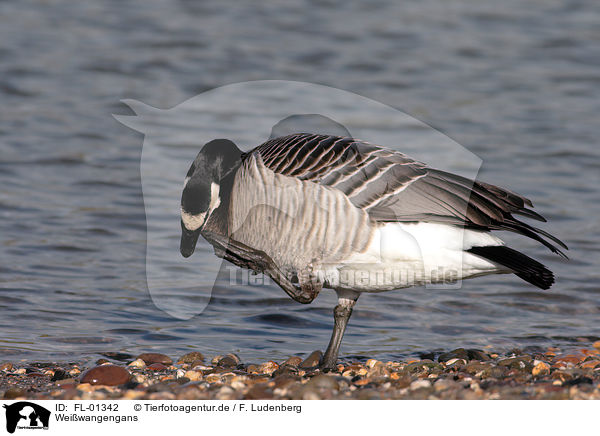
{"left": 321, "top": 296, "right": 357, "bottom": 370}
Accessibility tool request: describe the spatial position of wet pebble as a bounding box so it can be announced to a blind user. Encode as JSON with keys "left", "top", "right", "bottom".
{"left": 214, "top": 354, "right": 240, "bottom": 368}
{"left": 80, "top": 364, "right": 130, "bottom": 386}
{"left": 178, "top": 352, "right": 205, "bottom": 364}
{"left": 137, "top": 353, "right": 173, "bottom": 366}
{"left": 50, "top": 369, "right": 69, "bottom": 382}
{"left": 554, "top": 353, "right": 585, "bottom": 366}
{"left": 4, "top": 388, "right": 26, "bottom": 399}
{"left": 147, "top": 363, "right": 168, "bottom": 371}
{"left": 243, "top": 382, "right": 273, "bottom": 399}
{"left": 258, "top": 361, "right": 279, "bottom": 375}
{"left": 532, "top": 361, "right": 551, "bottom": 376}
{"left": 307, "top": 374, "right": 338, "bottom": 390}
{"left": 102, "top": 352, "right": 134, "bottom": 362}
{"left": 283, "top": 356, "right": 303, "bottom": 367}
{"left": 300, "top": 350, "right": 322, "bottom": 368}
{"left": 6, "top": 344, "right": 600, "bottom": 400}
{"left": 438, "top": 348, "right": 469, "bottom": 363}
{"left": 128, "top": 359, "right": 146, "bottom": 369}
{"left": 410, "top": 379, "right": 431, "bottom": 390}
{"left": 55, "top": 378, "right": 78, "bottom": 389}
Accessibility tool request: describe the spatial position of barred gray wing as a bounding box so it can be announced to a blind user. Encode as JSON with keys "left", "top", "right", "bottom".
{"left": 247, "top": 133, "right": 567, "bottom": 257}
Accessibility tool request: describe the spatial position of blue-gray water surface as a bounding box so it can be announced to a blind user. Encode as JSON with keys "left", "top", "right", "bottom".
{"left": 1, "top": 0, "right": 599, "bottom": 366}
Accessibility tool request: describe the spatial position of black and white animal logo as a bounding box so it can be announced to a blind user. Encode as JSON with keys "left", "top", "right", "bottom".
{"left": 3, "top": 402, "right": 50, "bottom": 433}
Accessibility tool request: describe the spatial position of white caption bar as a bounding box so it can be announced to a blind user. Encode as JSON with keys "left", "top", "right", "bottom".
{"left": 0, "top": 400, "right": 593, "bottom": 435}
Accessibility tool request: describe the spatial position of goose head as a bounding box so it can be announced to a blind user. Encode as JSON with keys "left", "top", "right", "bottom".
{"left": 180, "top": 139, "right": 241, "bottom": 257}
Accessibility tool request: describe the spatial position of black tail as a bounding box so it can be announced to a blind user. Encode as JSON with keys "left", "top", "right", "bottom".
{"left": 467, "top": 245, "right": 555, "bottom": 290}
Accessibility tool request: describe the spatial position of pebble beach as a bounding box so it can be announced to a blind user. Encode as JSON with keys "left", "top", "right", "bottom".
{"left": 3, "top": 344, "right": 600, "bottom": 400}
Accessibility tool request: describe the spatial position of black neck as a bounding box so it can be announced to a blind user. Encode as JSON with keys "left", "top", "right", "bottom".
{"left": 202, "top": 160, "right": 239, "bottom": 236}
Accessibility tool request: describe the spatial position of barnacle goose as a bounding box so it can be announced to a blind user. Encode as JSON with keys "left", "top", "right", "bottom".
{"left": 180, "top": 133, "right": 567, "bottom": 369}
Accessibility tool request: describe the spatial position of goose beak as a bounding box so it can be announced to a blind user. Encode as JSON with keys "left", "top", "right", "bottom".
{"left": 180, "top": 221, "right": 201, "bottom": 258}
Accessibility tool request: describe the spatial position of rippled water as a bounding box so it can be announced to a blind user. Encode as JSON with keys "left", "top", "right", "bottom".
{"left": 1, "top": 0, "right": 599, "bottom": 365}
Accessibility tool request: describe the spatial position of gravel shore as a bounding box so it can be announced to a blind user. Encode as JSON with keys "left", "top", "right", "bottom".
{"left": 3, "top": 344, "right": 600, "bottom": 400}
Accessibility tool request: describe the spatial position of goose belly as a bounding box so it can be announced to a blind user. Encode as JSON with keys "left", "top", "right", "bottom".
{"left": 319, "top": 222, "right": 509, "bottom": 292}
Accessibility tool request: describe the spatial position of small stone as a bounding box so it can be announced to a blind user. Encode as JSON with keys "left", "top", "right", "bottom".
{"left": 342, "top": 365, "right": 368, "bottom": 378}
{"left": 272, "top": 364, "right": 299, "bottom": 378}
{"left": 184, "top": 370, "right": 203, "bottom": 381}
{"left": 438, "top": 348, "right": 469, "bottom": 363}
{"left": 4, "top": 388, "right": 26, "bottom": 399}
{"left": 366, "top": 359, "right": 380, "bottom": 368}
{"left": 128, "top": 359, "right": 146, "bottom": 369}
{"left": 178, "top": 352, "right": 205, "bottom": 364}
{"left": 68, "top": 368, "right": 81, "bottom": 376}
{"left": 50, "top": 369, "right": 69, "bottom": 382}
{"left": 551, "top": 370, "right": 573, "bottom": 382}
{"left": 123, "top": 390, "right": 145, "bottom": 400}
{"left": 96, "top": 358, "right": 110, "bottom": 365}
{"left": 102, "top": 352, "right": 134, "bottom": 362}
{"left": 554, "top": 353, "right": 584, "bottom": 366}
{"left": 216, "top": 354, "right": 240, "bottom": 368}
{"left": 245, "top": 383, "right": 274, "bottom": 399}
{"left": 467, "top": 349, "right": 491, "bottom": 361}
{"left": 593, "top": 341, "right": 600, "bottom": 350}
{"left": 410, "top": 379, "right": 431, "bottom": 390}
{"left": 532, "top": 361, "right": 551, "bottom": 377}
{"left": 465, "top": 362, "right": 489, "bottom": 375}
{"left": 55, "top": 378, "right": 78, "bottom": 389}
{"left": 444, "top": 358, "right": 467, "bottom": 367}
{"left": 353, "top": 378, "right": 372, "bottom": 387}
{"left": 258, "top": 361, "right": 279, "bottom": 375}
{"left": 498, "top": 357, "right": 531, "bottom": 370}
{"left": 137, "top": 353, "right": 173, "bottom": 366}
{"left": 1, "top": 362, "right": 14, "bottom": 371}
{"left": 273, "top": 374, "right": 299, "bottom": 389}
{"left": 300, "top": 387, "right": 321, "bottom": 400}
{"left": 216, "top": 386, "right": 236, "bottom": 400}
{"left": 15, "top": 368, "right": 26, "bottom": 375}
{"left": 367, "top": 362, "right": 390, "bottom": 378}
{"left": 133, "top": 374, "right": 146, "bottom": 384}
{"left": 480, "top": 366, "right": 507, "bottom": 379}
{"left": 434, "top": 378, "right": 460, "bottom": 392}
{"left": 307, "top": 374, "right": 338, "bottom": 390}
{"left": 283, "top": 356, "right": 303, "bottom": 367}
{"left": 147, "top": 363, "right": 167, "bottom": 371}
{"left": 205, "top": 373, "right": 222, "bottom": 383}
{"left": 300, "top": 350, "right": 323, "bottom": 368}
{"left": 80, "top": 364, "right": 130, "bottom": 386}
{"left": 246, "top": 364, "right": 260, "bottom": 374}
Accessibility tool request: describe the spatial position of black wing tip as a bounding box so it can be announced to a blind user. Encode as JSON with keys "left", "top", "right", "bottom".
{"left": 467, "top": 245, "right": 556, "bottom": 290}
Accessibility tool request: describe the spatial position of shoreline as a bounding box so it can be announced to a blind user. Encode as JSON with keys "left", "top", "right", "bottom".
{"left": 2, "top": 344, "right": 600, "bottom": 400}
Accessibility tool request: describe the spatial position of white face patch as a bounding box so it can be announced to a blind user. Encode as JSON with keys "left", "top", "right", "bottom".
{"left": 180, "top": 182, "right": 221, "bottom": 231}
{"left": 181, "top": 210, "right": 206, "bottom": 231}
{"left": 209, "top": 182, "right": 221, "bottom": 212}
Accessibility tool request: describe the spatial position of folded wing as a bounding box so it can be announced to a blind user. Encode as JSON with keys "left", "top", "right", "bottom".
{"left": 249, "top": 133, "right": 567, "bottom": 257}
